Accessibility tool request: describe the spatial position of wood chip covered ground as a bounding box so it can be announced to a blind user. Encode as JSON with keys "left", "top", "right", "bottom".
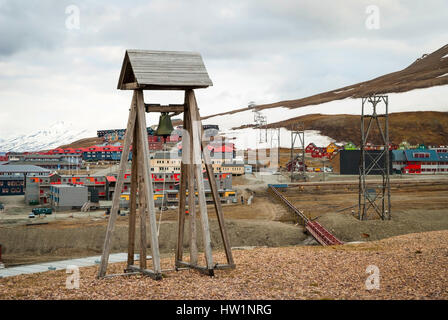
{"left": 1, "top": 230, "right": 447, "bottom": 300}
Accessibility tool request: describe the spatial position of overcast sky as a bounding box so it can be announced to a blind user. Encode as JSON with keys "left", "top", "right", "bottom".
{"left": 1, "top": 0, "right": 447, "bottom": 138}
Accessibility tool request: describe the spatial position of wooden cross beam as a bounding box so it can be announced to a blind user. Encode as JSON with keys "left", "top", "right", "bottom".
{"left": 145, "top": 104, "right": 184, "bottom": 113}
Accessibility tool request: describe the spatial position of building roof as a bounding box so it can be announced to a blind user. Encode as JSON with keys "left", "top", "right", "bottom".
{"left": 0, "top": 175, "right": 24, "bottom": 180}
{"left": 106, "top": 176, "right": 117, "bottom": 183}
{"left": 391, "top": 150, "right": 406, "bottom": 162}
{"left": 221, "top": 163, "right": 244, "bottom": 167}
{"left": 52, "top": 184, "right": 87, "bottom": 189}
{"left": 152, "top": 152, "right": 180, "bottom": 160}
{"left": 82, "top": 146, "right": 123, "bottom": 152}
{"left": 208, "top": 145, "right": 235, "bottom": 153}
{"left": 21, "top": 154, "right": 81, "bottom": 159}
{"left": 11, "top": 160, "right": 75, "bottom": 166}
{"left": 404, "top": 149, "right": 439, "bottom": 162}
{"left": 436, "top": 152, "right": 448, "bottom": 162}
{"left": 44, "top": 148, "right": 84, "bottom": 154}
{"left": 117, "top": 50, "right": 213, "bottom": 90}
{"left": 0, "top": 165, "right": 51, "bottom": 174}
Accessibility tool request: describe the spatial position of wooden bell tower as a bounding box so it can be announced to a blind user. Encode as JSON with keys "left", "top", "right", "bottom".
{"left": 98, "top": 50, "right": 235, "bottom": 279}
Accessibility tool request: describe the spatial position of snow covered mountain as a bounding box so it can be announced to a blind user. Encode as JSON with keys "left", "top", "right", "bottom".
{"left": 0, "top": 121, "right": 94, "bottom": 152}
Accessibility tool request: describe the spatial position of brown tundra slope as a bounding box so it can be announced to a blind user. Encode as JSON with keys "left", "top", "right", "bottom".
{"left": 264, "top": 111, "right": 448, "bottom": 145}
{"left": 58, "top": 137, "right": 104, "bottom": 149}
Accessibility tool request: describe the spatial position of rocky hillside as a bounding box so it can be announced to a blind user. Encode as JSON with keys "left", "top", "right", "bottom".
{"left": 58, "top": 137, "right": 104, "bottom": 149}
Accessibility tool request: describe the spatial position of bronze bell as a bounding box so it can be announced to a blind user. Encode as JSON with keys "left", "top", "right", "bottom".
{"left": 155, "top": 112, "right": 174, "bottom": 139}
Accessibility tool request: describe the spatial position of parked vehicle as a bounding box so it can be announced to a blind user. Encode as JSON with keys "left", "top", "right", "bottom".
{"left": 119, "top": 210, "right": 128, "bottom": 216}
{"left": 31, "top": 208, "right": 52, "bottom": 215}
{"left": 28, "top": 213, "right": 35, "bottom": 218}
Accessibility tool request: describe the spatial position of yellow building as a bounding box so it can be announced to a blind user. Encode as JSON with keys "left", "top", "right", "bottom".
{"left": 149, "top": 152, "right": 244, "bottom": 176}
{"left": 326, "top": 142, "right": 339, "bottom": 154}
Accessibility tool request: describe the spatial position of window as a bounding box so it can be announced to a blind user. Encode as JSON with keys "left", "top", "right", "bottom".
{"left": 413, "top": 152, "right": 430, "bottom": 158}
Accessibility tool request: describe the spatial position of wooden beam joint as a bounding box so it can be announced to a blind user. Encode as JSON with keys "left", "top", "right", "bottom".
{"left": 145, "top": 104, "right": 185, "bottom": 113}
{"left": 175, "top": 261, "right": 214, "bottom": 276}
{"left": 127, "top": 265, "right": 163, "bottom": 280}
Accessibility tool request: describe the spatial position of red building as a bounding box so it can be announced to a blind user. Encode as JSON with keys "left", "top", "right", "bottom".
{"left": 311, "top": 147, "right": 328, "bottom": 158}
{"left": 305, "top": 143, "right": 317, "bottom": 153}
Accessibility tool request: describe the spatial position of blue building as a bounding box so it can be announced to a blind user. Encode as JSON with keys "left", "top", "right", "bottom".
{"left": 0, "top": 165, "right": 51, "bottom": 196}
{"left": 0, "top": 176, "right": 24, "bottom": 196}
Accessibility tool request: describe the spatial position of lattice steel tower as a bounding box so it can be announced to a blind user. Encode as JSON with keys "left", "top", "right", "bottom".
{"left": 358, "top": 95, "right": 391, "bottom": 220}
{"left": 290, "top": 122, "right": 306, "bottom": 181}
{"left": 269, "top": 128, "right": 281, "bottom": 172}
{"left": 251, "top": 103, "right": 267, "bottom": 144}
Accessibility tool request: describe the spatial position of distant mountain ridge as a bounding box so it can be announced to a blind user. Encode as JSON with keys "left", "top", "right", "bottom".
{"left": 0, "top": 121, "right": 94, "bottom": 152}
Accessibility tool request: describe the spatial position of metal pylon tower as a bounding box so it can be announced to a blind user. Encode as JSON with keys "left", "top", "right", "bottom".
{"left": 358, "top": 95, "right": 391, "bottom": 220}
{"left": 290, "top": 122, "right": 305, "bottom": 181}
{"left": 269, "top": 128, "right": 280, "bottom": 171}
{"left": 251, "top": 103, "right": 267, "bottom": 144}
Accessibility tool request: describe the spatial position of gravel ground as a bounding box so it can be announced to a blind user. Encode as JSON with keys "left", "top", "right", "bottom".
{"left": 0, "top": 230, "right": 447, "bottom": 300}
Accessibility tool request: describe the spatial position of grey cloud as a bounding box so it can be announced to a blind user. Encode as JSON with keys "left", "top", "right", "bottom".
{"left": 0, "top": 0, "right": 74, "bottom": 56}
{"left": 0, "top": 0, "right": 447, "bottom": 137}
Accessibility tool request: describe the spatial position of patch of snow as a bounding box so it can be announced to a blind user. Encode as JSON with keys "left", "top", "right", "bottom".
{"left": 436, "top": 73, "right": 448, "bottom": 78}
{"left": 442, "top": 53, "right": 448, "bottom": 59}
{"left": 220, "top": 127, "right": 334, "bottom": 150}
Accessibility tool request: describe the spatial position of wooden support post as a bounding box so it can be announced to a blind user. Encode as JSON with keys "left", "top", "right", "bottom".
{"left": 175, "top": 95, "right": 189, "bottom": 264}
{"left": 175, "top": 159, "right": 187, "bottom": 264}
{"left": 187, "top": 90, "right": 214, "bottom": 275}
{"left": 127, "top": 118, "right": 139, "bottom": 268}
{"left": 98, "top": 91, "right": 137, "bottom": 278}
{"left": 192, "top": 98, "right": 235, "bottom": 267}
{"left": 136, "top": 114, "right": 148, "bottom": 270}
{"left": 185, "top": 103, "right": 198, "bottom": 266}
{"left": 135, "top": 90, "right": 161, "bottom": 275}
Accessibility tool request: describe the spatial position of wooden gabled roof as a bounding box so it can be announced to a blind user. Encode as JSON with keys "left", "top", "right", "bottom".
{"left": 117, "top": 50, "right": 213, "bottom": 90}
